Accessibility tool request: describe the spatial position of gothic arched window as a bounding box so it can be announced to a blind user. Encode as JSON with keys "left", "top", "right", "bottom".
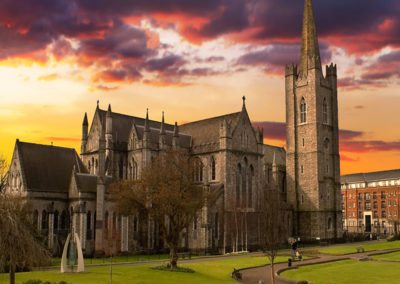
{"left": 324, "top": 138, "right": 330, "bottom": 173}
{"left": 87, "top": 211, "right": 92, "bottom": 240}
{"left": 41, "top": 210, "right": 48, "bottom": 230}
{"left": 236, "top": 164, "right": 241, "bottom": 206}
{"left": 54, "top": 210, "right": 59, "bottom": 231}
{"left": 300, "top": 97, "right": 307, "bottom": 123}
{"left": 33, "top": 210, "right": 39, "bottom": 230}
{"left": 132, "top": 159, "right": 138, "bottom": 180}
{"left": 328, "top": 217, "right": 332, "bottom": 230}
{"left": 193, "top": 158, "right": 203, "bottom": 182}
{"left": 323, "top": 98, "right": 328, "bottom": 124}
{"left": 248, "top": 165, "right": 254, "bottom": 208}
{"left": 211, "top": 156, "right": 216, "bottom": 180}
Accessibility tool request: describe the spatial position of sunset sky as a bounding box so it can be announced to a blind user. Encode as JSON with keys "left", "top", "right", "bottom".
{"left": 0, "top": 0, "right": 399, "bottom": 174}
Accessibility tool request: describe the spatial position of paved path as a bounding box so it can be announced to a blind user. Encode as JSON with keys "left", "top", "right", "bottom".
{"left": 239, "top": 248, "right": 400, "bottom": 284}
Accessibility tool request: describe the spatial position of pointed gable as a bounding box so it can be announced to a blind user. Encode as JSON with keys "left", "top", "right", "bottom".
{"left": 17, "top": 141, "right": 87, "bottom": 193}
{"left": 180, "top": 112, "right": 241, "bottom": 146}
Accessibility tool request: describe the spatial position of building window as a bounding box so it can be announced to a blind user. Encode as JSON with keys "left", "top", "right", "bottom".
{"left": 86, "top": 211, "right": 92, "bottom": 240}
{"left": 301, "top": 165, "right": 304, "bottom": 174}
{"left": 323, "top": 98, "right": 328, "bottom": 124}
{"left": 382, "top": 211, "right": 386, "bottom": 218}
{"left": 41, "top": 210, "right": 48, "bottom": 230}
{"left": 211, "top": 156, "right": 216, "bottom": 180}
{"left": 373, "top": 201, "right": 378, "bottom": 209}
{"left": 328, "top": 217, "right": 332, "bottom": 230}
{"left": 300, "top": 97, "right": 307, "bottom": 123}
{"left": 358, "top": 193, "right": 363, "bottom": 200}
{"left": 381, "top": 201, "right": 386, "bottom": 209}
{"left": 373, "top": 192, "right": 377, "bottom": 199}
{"left": 194, "top": 158, "right": 203, "bottom": 182}
{"left": 365, "top": 193, "right": 370, "bottom": 201}
{"left": 54, "top": 210, "right": 59, "bottom": 231}
{"left": 365, "top": 202, "right": 371, "bottom": 210}
{"left": 236, "top": 164, "right": 241, "bottom": 206}
{"left": 381, "top": 192, "right": 386, "bottom": 199}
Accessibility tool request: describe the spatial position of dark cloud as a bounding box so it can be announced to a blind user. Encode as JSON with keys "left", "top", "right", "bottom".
{"left": 93, "top": 66, "right": 142, "bottom": 83}
{"left": 236, "top": 42, "right": 332, "bottom": 74}
{"left": 340, "top": 140, "right": 400, "bottom": 153}
{"left": 339, "top": 129, "right": 364, "bottom": 140}
{"left": 142, "top": 54, "right": 186, "bottom": 72}
{"left": 252, "top": 121, "right": 286, "bottom": 140}
{"left": 253, "top": 120, "right": 400, "bottom": 155}
{"left": 340, "top": 155, "right": 360, "bottom": 162}
{"left": 79, "top": 20, "right": 154, "bottom": 61}
{"left": 377, "top": 50, "right": 400, "bottom": 63}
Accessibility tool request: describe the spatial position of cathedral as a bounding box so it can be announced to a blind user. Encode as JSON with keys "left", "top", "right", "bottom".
{"left": 5, "top": 0, "right": 342, "bottom": 256}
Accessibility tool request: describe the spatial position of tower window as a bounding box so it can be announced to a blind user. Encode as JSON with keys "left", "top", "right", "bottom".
{"left": 301, "top": 165, "right": 304, "bottom": 174}
{"left": 323, "top": 98, "right": 328, "bottom": 124}
{"left": 302, "top": 138, "right": 305, "bottom": 147}
{"left": 211, "top": 156, "right": 216, "bottom": 180}
{"left": 300, "top": 97, "right": 307, "bottom": 123}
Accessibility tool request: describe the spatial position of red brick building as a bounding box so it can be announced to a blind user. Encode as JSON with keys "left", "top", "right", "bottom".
{"left": 341, "top": 170, "right": 400, "bottom": 235}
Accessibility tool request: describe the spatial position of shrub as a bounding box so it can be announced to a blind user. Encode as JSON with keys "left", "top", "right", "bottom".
{"left": 151, "top": 265, "right": 195, "bottom": 273}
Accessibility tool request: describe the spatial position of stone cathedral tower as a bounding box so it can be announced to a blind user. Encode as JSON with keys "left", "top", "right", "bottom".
{"left": 286, "top": 0, "right": 342, "bottom": 240}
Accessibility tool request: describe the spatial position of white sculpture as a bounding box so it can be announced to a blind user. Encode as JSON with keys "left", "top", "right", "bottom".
{"left": 61, "top": 233, "right": 85, "bottom": 273}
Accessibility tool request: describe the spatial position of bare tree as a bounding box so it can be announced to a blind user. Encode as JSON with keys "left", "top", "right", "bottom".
{"left": 0, "top": 196, "right": 50, "bottom": 284}
{"left": 0, "top": 155, "right": 8, "bottom": 193}
{"left": 111, "top": 150, "right": 206, "bottom": 269}
{"left": 261, "top": 189, "right": 289, "bottom": 284}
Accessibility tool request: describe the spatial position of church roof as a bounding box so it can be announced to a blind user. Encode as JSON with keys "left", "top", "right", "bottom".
{"left": 263, "top": 145, "right": 286, "bottom": 166}
{"left": 74, "top": 173, "right": 112, "bottom": 193}
{"left": 98, "top": 109, "right": 175, "bottom": 144}
{"left": 17, "top": 141, "right": 86, "bottom": 192}
{"left": 180, "top": 112, "right": 241, "bottom": 145}
{"left": 341, "top": 169, "right": 400, "bottom": 184}
{"left": 135, "top": 125, "right": 192, "bottom": 148}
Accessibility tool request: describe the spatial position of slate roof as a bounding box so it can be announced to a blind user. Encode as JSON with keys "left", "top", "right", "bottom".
{"left": 17, "top": 141, "right": 86, "bottom": 192}
{"left": 74, "top": 173, "right": 113, "bottom": 193}
{"left": 341, "top": 169, "right": 400, "bottom": 184}
{"left": 98, "top": 109, "right": 175, "bottom": 144}
{"left": 135, "top": 125, "right": 192, "bottom": 148}
{"left": 263, "top": 145, "right": 286, "bottom": 166}
{"left": 180, "top": 112, "right": 241, "bottom": 145}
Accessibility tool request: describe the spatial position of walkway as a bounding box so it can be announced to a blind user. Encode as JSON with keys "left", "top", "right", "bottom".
{"left": 239, "top": 248, "right": 400, "bottom": 284}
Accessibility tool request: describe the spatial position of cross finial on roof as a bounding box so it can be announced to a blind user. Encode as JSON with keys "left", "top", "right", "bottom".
{"left": 242, "top": 96, "right": 246, "bottom": 110}
{"left": 97, "top": 100, "right": 99, "bottom": 108}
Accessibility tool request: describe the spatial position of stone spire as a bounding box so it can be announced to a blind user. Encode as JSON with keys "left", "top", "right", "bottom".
{"left": 173, "top": 122, "right": 179, "bottom": 137}
{"left": 300, "top": 0, "right": 321, "bottom": 76}
{"left": 160, "top": 111, "right": 165, "bottom": 135}
{"left": 82, "top": 112, "right": 88, "bottom": 126}
{"left": 172, "top": 122, "right": 179, "bottom": 149}
{"left": 242, "top": 96, "right": 246, "bottom": 111}
{"left": 144, "top": 108, "right": 150, "bottom": 132}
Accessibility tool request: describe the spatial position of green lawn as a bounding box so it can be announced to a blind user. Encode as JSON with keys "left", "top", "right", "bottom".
{"left": 371, "top": 251, "right": 400, "bottom": 261}
{"left": 281, "top": 259, "right": 400, "bottom": 284}
{"left": 1, "top": 255, "right": 289, "bottom": 284}
{"left": 50, "top": 254, "right": 170, "bottom": 266}
{"left": 318, "top": 240, "right": 400, "bottom": 255}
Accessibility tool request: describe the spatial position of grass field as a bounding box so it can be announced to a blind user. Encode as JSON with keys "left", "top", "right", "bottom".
{"left": 318, "top": 240, "right": 400, "bottom": 255}
{"left": 281, "top": 259, "right": 400, "bottom": 284}
{"left": 371, "top": 251, "right": 400, "bottom": 261}
{"left": 1, "top": 255, "right": 289, "bottom": 284}
{"left": 49, "top": 254, "right": 171, "bottom": 266}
